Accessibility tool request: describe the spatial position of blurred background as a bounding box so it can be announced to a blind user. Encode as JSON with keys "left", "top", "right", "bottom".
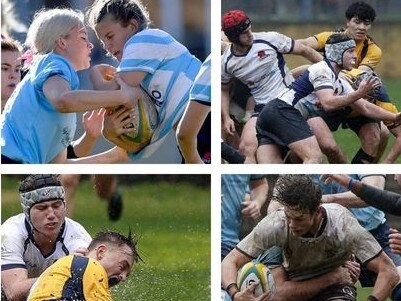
{"left": 1, "top": 0, "right": 211, "bottom": 163}
{"left": 1, "top": 174, "right": 211, "bottom": 301}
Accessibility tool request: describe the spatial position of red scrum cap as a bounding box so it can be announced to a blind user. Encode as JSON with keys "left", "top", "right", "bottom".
{"left": 221, "top": 10, "right": 251, "bottom": 42}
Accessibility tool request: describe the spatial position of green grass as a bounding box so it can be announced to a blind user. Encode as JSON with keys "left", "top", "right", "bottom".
{"left": 1, "top": 176, "right": 211, "bottom": 301}
{"left": 333, "top": 78, "right": 401, "bottom": 163}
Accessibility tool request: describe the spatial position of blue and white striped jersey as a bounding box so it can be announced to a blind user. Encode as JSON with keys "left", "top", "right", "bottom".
{"left": 189, "top": 54, "right": 211, "bottom": 106}
{"left": 117, "top": 28, "right": 201, "bottom": 159}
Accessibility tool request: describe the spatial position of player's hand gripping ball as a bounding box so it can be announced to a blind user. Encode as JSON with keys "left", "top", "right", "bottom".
{"left": 237, "top": 262, "right": 275, "bottom": 296}
{"left": 107, "top": 87, "right": 159, "bottom": 151}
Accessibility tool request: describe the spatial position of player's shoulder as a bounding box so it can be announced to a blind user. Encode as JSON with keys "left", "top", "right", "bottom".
{"left": 2, "top": 213, "right": 27, "bottom": 233}
{"left": 64, "top": 218, "right": 91, "bottom": 239}
{"left": 254, "top": 31, "right": 290, "bottom": 43}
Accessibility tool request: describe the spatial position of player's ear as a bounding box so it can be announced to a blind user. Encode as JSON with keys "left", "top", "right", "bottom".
{"left": 55, "top": 36, "right": 67, "bottom": 50}
{"left": 128, "top": 19, "right": 139, "bottom": 33}
{"left": 96, "top": 244, "right": 107, "bottom": 260}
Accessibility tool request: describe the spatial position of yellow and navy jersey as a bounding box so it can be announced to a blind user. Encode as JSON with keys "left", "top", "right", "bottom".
{"left": 314, "top": 29, "right": 382, "bottom": 70}
{"left": 27, "top": 255, "right": 113, "bottom": 301}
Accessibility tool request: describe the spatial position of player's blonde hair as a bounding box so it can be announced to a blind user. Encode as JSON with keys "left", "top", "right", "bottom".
{"left": 26, "top": 8, "right": 85, "bottom": 54}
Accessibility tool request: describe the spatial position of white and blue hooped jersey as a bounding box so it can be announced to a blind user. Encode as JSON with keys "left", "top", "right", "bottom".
{"left": 1, "top": 213, "right": 91, "bottom": 278}
{"left": 189, "top": 54, "right": 211, "bottom": 106}
{"left": 279, "top": 60, "right": 353, "bottom": 113}
{"left": 1, "top": 53, "right": 79, "bottom": 163}
{"left": 117, "top": 28, "right": 201, "bottom": 160}
{"left": 221, "top": 31, "right": 294, "bottom": 106}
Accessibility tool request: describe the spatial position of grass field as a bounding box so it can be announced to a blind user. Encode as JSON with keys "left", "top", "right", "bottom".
{"left": 334, "top": 78, "right": 401, "bottom": 163}
{"left": 1, "top": 175, "right": 211, "bottom": 301}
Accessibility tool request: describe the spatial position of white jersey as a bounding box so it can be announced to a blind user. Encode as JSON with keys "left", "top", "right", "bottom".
{"left": 1, "top": 213, "right": 91, "bottom": 278}
{"left": 237, "top": 203, "right": 382, "bottom": 281}
{"left": 280, "top": 60, "right": 353, "bottom": 118}
{"left": 221, "top": 32, "right": 294, "bottom": 106}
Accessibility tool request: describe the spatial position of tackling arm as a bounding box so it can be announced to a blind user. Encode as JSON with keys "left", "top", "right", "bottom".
{"left": 176, "top": 101, "right": 210, "bottom": 164}
{"left": 1, "top": 268, "right": 37, "bottom": 301}
{"left": 291, "top": 40, "right": 323, "bottom": 64}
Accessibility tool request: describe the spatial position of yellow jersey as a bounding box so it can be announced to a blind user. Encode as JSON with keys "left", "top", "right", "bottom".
{"left": 27, "top": 255, "right": 113, "bottom": 301}
{"left": 314, "top": 29, "right": 382, "bottom": 70}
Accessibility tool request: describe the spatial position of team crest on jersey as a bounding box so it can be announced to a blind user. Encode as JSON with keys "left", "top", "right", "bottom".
{"left": 257, "top": 50, "right": 268, "bottom": 59}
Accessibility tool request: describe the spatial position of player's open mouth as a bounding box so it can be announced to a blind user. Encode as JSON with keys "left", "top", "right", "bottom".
{"left": 8, "top": 83, "right": 16, "bottom": 88}
{"left": 45, "top": 222, "right": 58, "bottom": 229}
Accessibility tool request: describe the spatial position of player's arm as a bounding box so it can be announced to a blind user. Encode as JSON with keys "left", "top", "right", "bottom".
{"left": 271, "top": 265, "right": 353, "bottom": 301}
{"left": 350, "top": 98, "right": 401, "bottom": 123}
{"left": 242, "top": 178, "right": 268, "bottom": 220}
{"left": 176, "top": 101, "right": 210, "bottom": 164}
{"left": 43, "top": 75, "right": 136, "bottom": 113}
{"left": 290, "top": 40, "right": 323, "bottom": 63}
{"left": 1, "top": 268, "right": 37, "bottom": 301}
{"left": 321, "top": 174, "right": 401, "bottom": 214}
{"left": 66, "top": 146, "right": 130, "bottom": 164}
{"left": 296, "top": 36, "right": 319, "bottom": 50}
{"left": 222, "top": 248, "right": 267, "bottom": 301}
{"left": 322, "top": 175, "right": 385, "bottom": 208}
{"left": 364, "top": 252, "right": 399, "bottom": 301}
{"left": 221, "top": 83, "right": 236, "bottom": 136}
{"left": 315, "top": 75, "right": 379, "bottom": 111}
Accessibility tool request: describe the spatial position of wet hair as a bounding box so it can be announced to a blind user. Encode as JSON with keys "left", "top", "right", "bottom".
{"left": 272, "top": 175, "right": 322, "bottom": 213}
{"left": 345, "top": 1, "right": 376, "bottom": 22}
{"left": 1, "top": 38, "right": 23, "bottom": 53}
{"left": 88, "top": 230, "right": 142, "bottom": 263}
{"left": 87, "top": 0, "right": 150, "bottom": 32}
{"left": 26, "top": 8, "right": 85, "bottom": 54}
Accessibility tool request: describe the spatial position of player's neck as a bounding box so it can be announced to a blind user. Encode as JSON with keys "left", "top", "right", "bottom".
{"left": 33, "top": 231, "right": 58, "bottom": 255}
{"left": 232, "top": 43, "right": 251, "bottom": 56}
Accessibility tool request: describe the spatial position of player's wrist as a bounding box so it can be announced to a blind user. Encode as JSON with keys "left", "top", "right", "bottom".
{"left": 225, "top": 282, "right": 240, "bottom": 299}
{"left": 366, "top": 295, "right": 379, "bottom": 301}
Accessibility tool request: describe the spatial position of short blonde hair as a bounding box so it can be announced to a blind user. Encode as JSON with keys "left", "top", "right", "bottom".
{"left": 26, "top": 8, "right": 85, "bottom": 54}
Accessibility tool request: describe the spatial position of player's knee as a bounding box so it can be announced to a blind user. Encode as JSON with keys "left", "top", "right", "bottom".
{"left": 320, "top": 142, "right": 341, "bottom": 159}
{"left": 60, "top": 175, "right": 80, "bottom": 190}
{"left": 239, "top": 140, "right": 257, "bottom": 157}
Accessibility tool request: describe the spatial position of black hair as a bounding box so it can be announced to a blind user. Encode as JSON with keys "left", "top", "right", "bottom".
{"left": 19, "top": 174, "right": 62, "bottom": 193}
{"left": 88, "top": 229, "right": 142, "bottom": 263}
{"left": 345, "top": 1, "right": 376, "bottom": 22}
{"left": 272, "top": 175, "right": 322, "bottom": 213}
{"left": 326, "top": 33, "right": 353, "bottom": 45}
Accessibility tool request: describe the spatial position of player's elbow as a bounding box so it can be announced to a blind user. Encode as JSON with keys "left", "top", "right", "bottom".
{"left": 53, "top": 94, "right": 72, "bottom": 113}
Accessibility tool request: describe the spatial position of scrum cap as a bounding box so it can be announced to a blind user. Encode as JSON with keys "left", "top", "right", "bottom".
{"left": 325, "top": 35, "right": 355, "bottom": 66}
{"left": 19, "top": 174, "right": 65, "bottom": 222}
{"left": 222, "top": 10, "right": 251, "bottom": 42}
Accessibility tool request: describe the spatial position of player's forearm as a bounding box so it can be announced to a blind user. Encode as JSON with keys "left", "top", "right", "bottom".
{"left": 352, "top": 99, "right": 398, "bottom": 122}
{"left": 250, "top": 179, "right": 268, "bottom": 208}
{"left": 2, "top": 278, "right": 37, "bottom": 301}
{"left": 321, "top": 90, "right": 364, "bottom": 111}
{"left": 322, "top": 191, "right": 367, "bottom": 208}
{"left": 57, "top": 90, "right": 130, "bottom": 113}
{"left": 370, "top": 269, "right": 399, "bottom": 301}
{"left": 66, "top": 147, "right": 126, "bottom": 164}
{"left": 300, "top": 46, "right": 323, "bottom": 63}
{"left": 221, "top": 85, "right": 231, "bottom": 120}
{"left": 177, "top": 135, "right": 202, "bottom": 164}
{"left": 356, "top": 183, "right": 401, "bottom": 215}
{"left": 70, "top": 133, "right": 97, "bottom": 158}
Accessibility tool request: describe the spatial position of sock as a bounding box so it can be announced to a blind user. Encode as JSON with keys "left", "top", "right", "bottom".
{"left": 351, "top": 148, "right": 375, "bottom": 164}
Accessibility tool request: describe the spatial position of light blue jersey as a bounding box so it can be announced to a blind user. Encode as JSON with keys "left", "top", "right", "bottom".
{"left": 117, "top": 28, "right": 201, "bottom": 160}
{"left": 189, "top": 54, "right": 211, "bottom": 106}
{"left": 221, "top": 174, "right": 265, "bottom": 259}
{"left": 313, "top": 174, "right": 386, "bottom": 231}
{"left": 1, "top": 53, "right": 79, "bottom": 163}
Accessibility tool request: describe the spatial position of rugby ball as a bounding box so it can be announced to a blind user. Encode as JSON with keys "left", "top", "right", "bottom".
{"left": 237, "top": 262, "right": 275, "bottom": 296}
{"left": 107, "top": 87, "right": 159, "bottom": 152}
